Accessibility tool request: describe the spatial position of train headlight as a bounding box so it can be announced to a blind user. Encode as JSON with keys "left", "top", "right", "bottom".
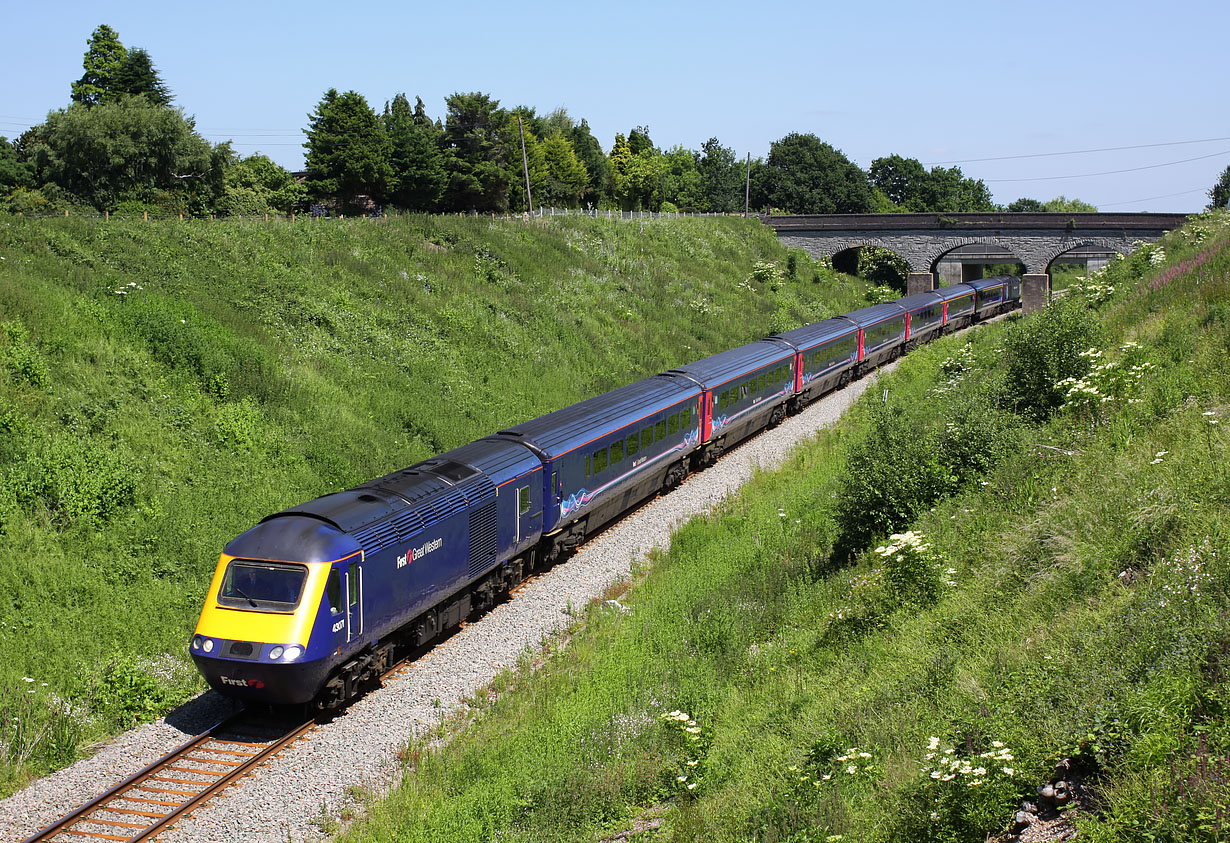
{"left": 269, "top": 645, "right": 284, "bottom": 660}
{"left": 202, "top": 638, "right": 215, "bottom": 653}
{"left": 283, "top": 645, "right": 303, "bottom": 661}
{"left": 192, "top": 635, "right": 202, "bottom": 650}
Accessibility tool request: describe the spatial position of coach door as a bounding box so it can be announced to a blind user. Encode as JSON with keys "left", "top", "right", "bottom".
{"left": 345, "top": 560, "right": 363, "bottom": 642}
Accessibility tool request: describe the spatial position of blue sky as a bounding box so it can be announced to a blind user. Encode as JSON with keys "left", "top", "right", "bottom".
{"left": 3, "top": 0, "right": 1228, "bottom": 212}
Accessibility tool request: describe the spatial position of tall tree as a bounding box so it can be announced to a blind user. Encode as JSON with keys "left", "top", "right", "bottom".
{"left": 608, "top": 132, "right": 662, "bottom": 211}
{"left": 761, "top": 133, "right": 874, "bottom": 214}
{"left": 1209, "top": 165, "right": 1230, "bottom": 210}
{"left": 538, "top": 134, "right": 589, "bottom": 208}
{"left": 111, "top": 48, "right": 172, "bottom": 106}
{"left": 384, "top": 93, "right": 446, "bottom": 211}
{"left": 303, "top": 88, "right": 392, "bottom": 208}
{"left": 570, "top": 119, "right": 608, "bottom": 206}
{"left": 219, "top": 153, "right": 306, "bottom": 215}
{"left": 440, "top": 91, "right": 511, "bottom": 213}
{"left": 869, "top": 155, "right": 995, "bottom": 212}
{"left": 696, "top": 137, "right": 742, "bottom": 212}
{"left": 71, "top": 24, "right": 127, "bottom": 107}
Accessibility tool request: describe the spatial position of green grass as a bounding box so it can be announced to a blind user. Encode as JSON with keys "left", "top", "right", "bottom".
{"left": 0, "top": 213, "right": 871, "bottom": 795}
{"left": 333, "top": 212, "right": 1230, "bottom": 842}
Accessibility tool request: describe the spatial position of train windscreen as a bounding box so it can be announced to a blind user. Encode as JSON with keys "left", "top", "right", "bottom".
{"left": 218, "top": 560, "right": 308, "bottom": 611}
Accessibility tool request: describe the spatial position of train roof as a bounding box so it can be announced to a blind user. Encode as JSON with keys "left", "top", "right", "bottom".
{"left": 931, "top": 284, "right": 976, "bottom": 302}
{"left": 770, "top": 317, "right": 858, "bottom": 351}
{"left": 895, "top": 292, "right": 944, "bottom": 313}
{"left": 226, "top": 440, "right": 534, "bottom": 562}
{"left": 669, "top": 338, "right": 796, "bottom": 389}
{"left": 966, "top": 275, "right": 1012, "bottom": 291}
{"left": 842, "top": 302, "right": 907, "bottom": 328}
{"left": 494, "top": 373, "right": 701, "bottom": 460}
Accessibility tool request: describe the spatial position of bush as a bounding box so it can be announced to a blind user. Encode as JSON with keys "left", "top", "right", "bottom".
{"left": 14, "top": 437, "right": 137, "bottom": 527}
{"left": 834, "top": 405, "right": 955, "bottom": 558}
{"left": 999, "top": 294, "right": 1102, "bottom": 421}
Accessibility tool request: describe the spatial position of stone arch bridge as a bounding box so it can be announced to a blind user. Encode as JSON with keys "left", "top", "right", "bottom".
{"left": 764, "top": 212, "right": 1189, "bottom": 312}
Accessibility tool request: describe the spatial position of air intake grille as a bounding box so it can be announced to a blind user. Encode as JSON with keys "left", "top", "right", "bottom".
{"left": 468, "top": 499, "right": 498, "bottom": 579}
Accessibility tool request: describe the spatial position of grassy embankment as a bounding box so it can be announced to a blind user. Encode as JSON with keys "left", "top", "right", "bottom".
{"left": 335, "top": 213, "right": 1230, "bottom": 842}
{"left": 0, "top": 213, "right": 872, "bottom": 795}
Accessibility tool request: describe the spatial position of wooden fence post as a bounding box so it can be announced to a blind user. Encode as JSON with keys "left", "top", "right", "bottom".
{"left": 143, "top": 211, "right": 148, "bottom": 221}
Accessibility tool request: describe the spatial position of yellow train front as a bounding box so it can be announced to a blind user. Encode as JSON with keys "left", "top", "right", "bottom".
{"left": 190, "top": 514, "right": 365, "bottom": 706}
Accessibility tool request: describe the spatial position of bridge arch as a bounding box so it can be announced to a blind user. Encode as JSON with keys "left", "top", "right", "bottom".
{"left": 924, "top": 237, "right": 1028, "bottom": 275}
{"left": 829, "top": 241, "right": 912, "bottom": 282}
{"left": 1041, "top": 238, "right": 1135, "bottom": 275}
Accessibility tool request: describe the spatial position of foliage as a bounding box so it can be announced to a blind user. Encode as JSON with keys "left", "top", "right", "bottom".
{"left": 759, "top": 132, "right": 874, "bottom": 214}
{"left": 696, "top": 137, "right": 744, "bottom": 213}
{"left": 869, "top": 155, "right": 996, "bottom": 212}
{"left": 1007, "top": 197, "right": 1046, "bottom": 212}
{"left": 441, "top": 91, "right": 512, "bottom": 213}
{"left": 27, "top": 97, "right": 228, "bottom": 212}
{"left": 834, "top": 404, "right": 955, "bottom": 558}
{"left": 1044, "top": 195, "right": 1098, "bottom": 213}
{"left": 999, "top": 293, "right": 1102, "bottom": 420}
{"left": 218, "top": 153, "right": 306, "bottom": 216}
{"left": 70, "top": 24, "right": 127, "bottom": 107}
{"left": 609, "top": 131, "right": 663, "bottom": 211}
{"left": 1208, "top": 164, "right": 1230, "bottom": 210}
{"left": 0, "top": 138, "right": 34, "bottom": 192}
{"left": 304, "top": 88, "right": 393, "bottom": 209}
{"left": 383, "top": 94, "right": 447, "bottom": 212}
{"left": 110, "top": 47, "right": 172, "bottom": 106}
{"left": 857, "top": 245, "right": 910, "bottom": 291}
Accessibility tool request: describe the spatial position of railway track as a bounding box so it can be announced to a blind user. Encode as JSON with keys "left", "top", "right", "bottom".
{"left": 21, "top": 713, "right": 313, "bottom": 843}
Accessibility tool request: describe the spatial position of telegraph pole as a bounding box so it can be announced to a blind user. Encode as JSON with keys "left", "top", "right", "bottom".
{"left": 518, "top": 116, "right": 533, "bottom": 215}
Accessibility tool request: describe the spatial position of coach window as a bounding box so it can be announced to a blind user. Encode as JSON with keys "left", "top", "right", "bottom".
{"left": 518, "top": 486, "right": 530, "bottom": 515}
{"left": 611, "top": 440, "right": 624, "bottom": 464}
{"left": 681, "top": 408, "right": 692, "bottom": 429}
{"left": 655, "top": 419, "right": 666, "bottom": 441}
{"left": 593, "top": 447, "right": 607, "bottom": 474}
{"left": 326, "top": 569, "right": 341, "bottom": 616}
{"left": 641, "top": 427, "right": 653, "bottom": 450}
{"left": 626, "top": 433, "right": 639, "bottom": 457}
{"left": 668, "top": 413, "right": 679, "bottom": 435}
{"left": 719, "top": 391, "right": 728, "bottom": 410}
{"left": 759, "top": 374, "right": 767, "bottom": 392}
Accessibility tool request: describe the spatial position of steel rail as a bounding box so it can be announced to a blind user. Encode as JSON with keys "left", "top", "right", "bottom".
{"left": 20, "top": 715, "right": 314, "bottom": 843}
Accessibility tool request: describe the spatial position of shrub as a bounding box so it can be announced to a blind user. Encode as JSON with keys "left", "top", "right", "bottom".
{"left": 834, "top": 405, "right": 955, "bottom": 559}
{"left": 14, "top": 437, "right": 137, "bottom": 527}
{"left": 999, "top": 294, "right": 1102, "bottom": 421}
{"left": 1, "top": 321, "right": 48, "bottom": 388}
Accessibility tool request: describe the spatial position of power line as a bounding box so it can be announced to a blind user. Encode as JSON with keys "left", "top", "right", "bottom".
{"left": 924, "top": 136, "right": 1230, "bottom": 166}
{"left": 985, "top": 149, "right": 1230, "bottom": 183}
{"left": 1097, "top": 187, "right": 1208, "bottom": 207}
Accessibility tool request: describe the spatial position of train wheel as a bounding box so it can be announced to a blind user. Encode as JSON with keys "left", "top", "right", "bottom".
{"left": 768, "top": 405, "right": 786, "bottom": 428}
{"left": 663, "top": 462, "right": 687, "bottom": 492}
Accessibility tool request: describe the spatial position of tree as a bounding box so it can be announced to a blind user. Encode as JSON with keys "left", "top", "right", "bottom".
{"left": 538, "top": 134, "right": 589, "bottom": 208}
{"left": 0, "top": 137, "right": 34, "bottom": 192}
{"left": 570, "top": 119, "right": 608, "bottom": 206}
{"left": 1008, "top": 197, "right": 1046, "bottom": 212}
{"left": 29, "top": 97, "right": 227, "bottom": 212}
{"left": 384, "top": 93, "right": 446, "bottom": 211}
{"left": 218, "top": 154, "right": 306, "bottom": 216}
{"left": 71, "top": 25, "right": 127, "bottom": 107}
{"left": 440, "top": 91, "right": 511, "bottom": 213}
{"left": 869, "top": 155, "right": 996, "bottom": 212}
{"left": 1044, "top": 196, "right": 1097, "bottom": 213}
{"left": 869, "top": 154, "right": 928, "bottom": 208}
{"left": 303, "top": 88, "right": 392, "bottom": 208}
{"left": 1209, "top": 166, "right": 1230, "bottom": 210}
{"left": 608, "top": 132, "right": 662, "bottom": 211}
{"left": 761, "top": 133, "right": 874, "bottom": 214}
{"left": 696, "top": 137, "right": 742, "bottom": 213}
{"left": 659, "top": 146, "right": 703, "bottom": 211}
{"left": 111, "top": 48, "right": 172, "bottom": 106}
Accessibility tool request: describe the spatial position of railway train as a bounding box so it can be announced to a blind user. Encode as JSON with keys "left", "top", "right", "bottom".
{"left": 190, "top": 275, "right": 1021, "bottom": 708}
